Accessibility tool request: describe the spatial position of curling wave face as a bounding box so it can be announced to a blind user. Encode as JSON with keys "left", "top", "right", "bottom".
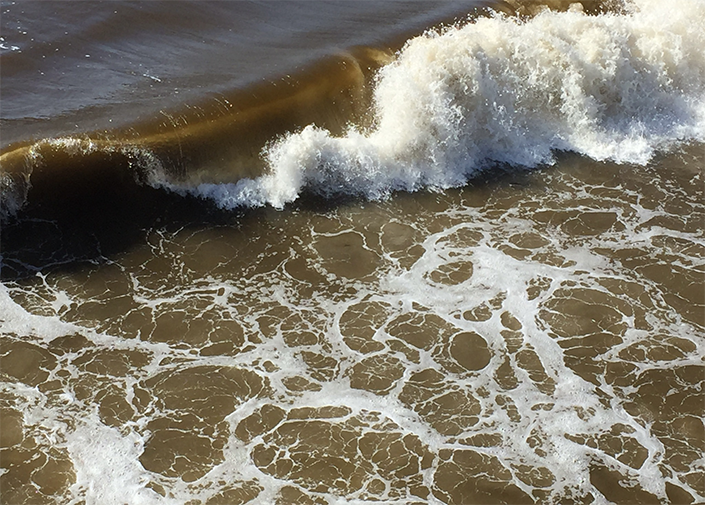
{"left": 187, "top": 0, "right": 705, "bottom": 208}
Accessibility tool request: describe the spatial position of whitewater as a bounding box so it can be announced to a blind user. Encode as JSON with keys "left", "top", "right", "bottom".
{"left": 184, "top": 0, "right": 705, "bottom": 209}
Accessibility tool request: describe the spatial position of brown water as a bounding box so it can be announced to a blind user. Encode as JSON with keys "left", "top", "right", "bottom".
{"left": 1, "top": 1, "right": 704, "bottom": 504}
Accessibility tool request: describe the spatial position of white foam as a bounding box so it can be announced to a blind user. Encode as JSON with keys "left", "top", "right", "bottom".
{"left": 4, "top": 151, "right": 703, "bottom": 502}
{"left": 193, "top": 0, "right": 705, "bottom": 209}
{"left": 0, "top": 281, "right": 76, "bottom": 340}
{"left": 66, "top": 422, "right": 176, "bottom": 505}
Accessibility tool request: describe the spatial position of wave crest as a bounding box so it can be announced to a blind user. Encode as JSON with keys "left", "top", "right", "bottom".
{"left": 192, "top": 0, "right": 705, "bottom": 209}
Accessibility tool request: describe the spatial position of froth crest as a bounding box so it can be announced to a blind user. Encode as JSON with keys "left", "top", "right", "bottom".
{"left": 195, "top": 0, "right": 705, "bottom": 209}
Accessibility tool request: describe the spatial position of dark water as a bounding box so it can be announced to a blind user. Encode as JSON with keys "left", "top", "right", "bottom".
{"left": 1, "top": 1, "right": 704, "bottom": 504}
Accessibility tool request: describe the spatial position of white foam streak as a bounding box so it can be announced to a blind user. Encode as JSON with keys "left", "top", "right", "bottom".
{"left": 196, "top": 0, "right": 705, "bottom": 209}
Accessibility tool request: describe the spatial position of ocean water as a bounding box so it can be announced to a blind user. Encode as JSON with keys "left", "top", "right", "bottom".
{"left": 1, "top": 1, "right": 703, "bottom": 504}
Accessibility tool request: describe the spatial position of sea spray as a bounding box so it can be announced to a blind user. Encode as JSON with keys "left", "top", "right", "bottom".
{"left": 191, "top": 0, "right": 705, "bottom": 209}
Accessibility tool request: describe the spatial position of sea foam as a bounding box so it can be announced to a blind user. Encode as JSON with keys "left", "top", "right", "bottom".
{"left": 192, "top": 0, "right": 705, "bottom": 209}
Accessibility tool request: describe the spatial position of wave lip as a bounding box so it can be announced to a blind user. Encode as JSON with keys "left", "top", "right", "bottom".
{"left": 0, "top": 46, "right": 399, "bottom": 220}
{"left": 190, "top": 0, "right": 705, "bottom": 210}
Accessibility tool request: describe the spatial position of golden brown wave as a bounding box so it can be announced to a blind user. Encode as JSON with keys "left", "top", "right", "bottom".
{"left": 0, "top": 0, "right": 616, "bottom": 219}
